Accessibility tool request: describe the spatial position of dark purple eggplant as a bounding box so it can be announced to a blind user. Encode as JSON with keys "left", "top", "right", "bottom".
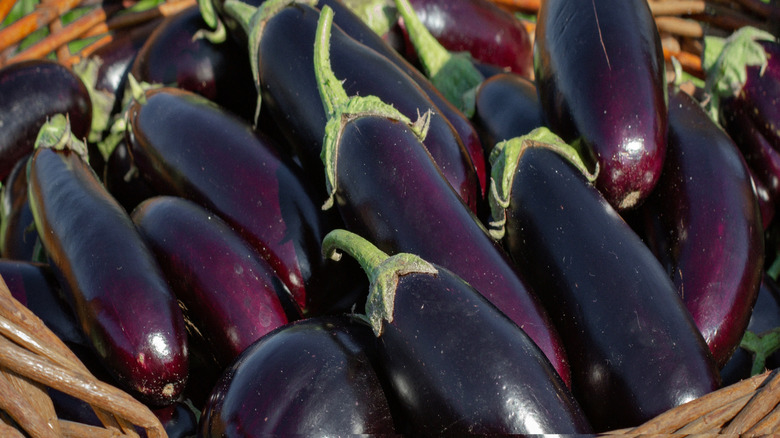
{"left": 321, "top": 229, "right": 592, "bottom": 434}
{"left": 131, "top": 195, "right": 292, "bottom": 367}
{"left": 0, "top": 59, "right": 92, "bottom": 182}
{"left": 125, "top": 86, "right": 366, "bottom": 317}
{"left": 473, "top": 71, "right": 542, "bottom": 157}
{"left": 27, "top": 115, "right": 188, "bottom": 406}
{"left": 534, "top": 0, "right": 668, "bottom": 210}
{"left": 130, "top": 5, "right": 257, "bottom": 121}
{"left": 637, "top": 88, "right": 764, "bottom": 367}
{"left": 396, "top": 0, "right": 533, "bottom": 77}
{"left": 313, "top": 7, "right": 570, "bottom": 387}
{"left": 199, "top": 315, "right": 398, "bottom": 436}
{"left": 222, "top": 0, "right": 481, "bottom": 212}
{"left": 487, "top": 128, "right": 721, "bottom": 431}
{"left": 102, "top": 139, "right": 158, "bottom": 213}
{"left": 1, "top": 154, "right": 39, "bottom": 261}
{"left": 153, "top": 402, "right": 199, "bottom": 438}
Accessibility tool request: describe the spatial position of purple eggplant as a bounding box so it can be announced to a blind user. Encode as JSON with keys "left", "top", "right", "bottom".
{"left": 199, "top": 315, "right": 398, "bottom": 435}
{"left": 221, "top": 0, "right": 481, "bottom": 212}
{"left": 534, "top": 0, "right": 668, "bottom": 210}
{"left": 130, "top": 5, "right": 257, "bottom": 121}
{"left": 0, "top": 154, "right": 38, "bottom": 261}
{"left": 125, "top": 86, "right": 366, "bottom": 317}
{"left": 312, "top": 7, "right": 570, "bottom": 387}
{"left": 321, "top": 229, "right": 592, "bottom": 434}
{"left": 0, "top": 59, "right": 92, "bottom": 182}
{"left": 637, "top": 88, "right": 764, "bottom": 367}
{"left": 131, "top": 195, "right": 292, "bottom": 367}
{"left": 27, "top": 115, "right": 189, "bottom": 406}
{"left": 487, "top": 128, "right": 721, "bottom": 431}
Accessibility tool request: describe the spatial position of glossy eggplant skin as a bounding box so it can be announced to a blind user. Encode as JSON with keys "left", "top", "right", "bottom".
{"left": 638, "top": 89, "right": 764, "bottom": 368}
{"left": 400, "top": 0, "right": 533, "bottom": 77}
{"left": 0, "top": 60, "right": 92, "bottom": 181}
{"left": 199, "top": 316, "right": 397, "bottom": 436}
{"left": 534, "top": 0, "right": 668, "bottom": 210}
{"left": 125, "top": 87, "right": 365, "bottom": 317}
{"left": 328, "top": 116, "right": 570, "bottom": 388}
{"left": 473, "top": 72, "right": 542, "bottom": 156}
{"left": 130, "top": 5, "right": 257, "bottom": 121}
{"left": 253, "top": 3, "right": 480, "bottom": 212}
{"left": 27, "top": 144, "right": 189, "bottom": 407}
{"left": 132, "top": 196, "right": 291, "bottom": 367}
{"left": 0, "top": 154, "right": 38, "bottom": 261}
{"left": 495, "top": 143, "right": 720, "bottom": 431}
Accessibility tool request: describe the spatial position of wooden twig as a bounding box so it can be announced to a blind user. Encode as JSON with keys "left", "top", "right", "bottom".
{"left": 0, "top": 0, "right": 16, "bottom": 25}
{"left": 80, "top": 0, "right": 195, "bottom": 38}
{"left": 722, "top": 369, "right": 780, "bottom": 433}
{"left": 691, "top": 2, "right": 773, "bottom": 32}
{"left": 733, "top": 0, "right": 780, "bottom": 19}
{"left": 663, "top": 46, "right": 704, "bottom": 77}
{"left": 0, "top": 0, "right": 82, "bottom": 53}
{"left": 486, "top": 0, "right": 540, "bottom": 13}
{"left": 649, "top": 0, "right": 707, "bottom": 16}
{"left": 64, "top": 15, "right": 160, "bottom": 66}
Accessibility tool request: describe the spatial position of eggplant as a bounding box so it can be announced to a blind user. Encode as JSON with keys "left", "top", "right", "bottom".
{"left": 26, "top": 115, "right": 189, "bottom": 406}
{"left": 0, "top": 59, "right": 92, "bottom": 182}
{"left": 132, "top": 195, "right": 292, "bottom": 367}
{"left": 534, "top": 0, "right": 668, "bottom": 210}
{"left": 221, "top": 0, "right": 481, "bottom": 212}
{"left": 321, "top": 229, "right": 592, "bottom": 434}
{"left": 313, "top": 6, "right": 570, "bottom": 387}
{"left": 396, "top": 0, "right": 533, "bottom": 77}
{"left": 199, "top": 315, "right": 398, "bottom": 436}
{"left": 102, "top": 139, "right": 158, "bottom": 213}
{"left": 130, "top": 5, "right": 257, "bottom": 121}
{"left": 0, "top": 154, "right": 38, "bottom": 261}
{"left": 125, "top": 86, "right": 366, "bottom": 317}
{"left": 487, "top": 128, "right": 721, "bottom": 431}
{"left": 637, "top": 88, "right": 764, "bottom": 367}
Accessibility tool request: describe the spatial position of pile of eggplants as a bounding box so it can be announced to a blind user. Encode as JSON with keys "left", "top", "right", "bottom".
{"left": 2, "top": 0, "right": 780, "bottom": 434}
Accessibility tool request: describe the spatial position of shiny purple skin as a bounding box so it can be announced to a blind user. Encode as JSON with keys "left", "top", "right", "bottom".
{"left": 534, "top": 0, "right": 668, "bottom": 210}
{"left": 639, "top": 89, "right": 764, "bottom": 368}
{"left": 254, "top": 3, "right": 480, "bottom": 212}
{"left": 0, "top": 60, "right": 92, "bottom": 182}
{"left": 126, "top": 87, "right": 366, "bottom": 317}
{"left": 498, "top": 145, "right": 720, "bottom": 431}
{"left": 329, "top": 115, "right": 571, "bottom": 388}
{"left": 199, "top": 316, "right": 397, "bottom": 436}
{"left": 0, "top": 154, "right": 38, "bottom": 261}
{"left": 132, "top": 196, "right": 291, "bottom": 367}
{"left": 27, "top": 146, "right": 189, "bottom": 407}
{"left": 372, "top": 266, "right": 591, "bottom": 435}
{"left": 473, "top": 72, "right": 542, "bottom": 156}
{"left": 130, "top": 5, "right": 256, "bottom": 121}
{"left": 737, "top": 40, "right": 780, "bottom": 151}
{"left": 400, "top": 0, "right": 533, "bottom": 77}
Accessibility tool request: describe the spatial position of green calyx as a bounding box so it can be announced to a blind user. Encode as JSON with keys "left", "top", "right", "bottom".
{"left": 34, "top": 114, "right": 90, "bottom": 163}
{"left": 315, "top": 5, "right": 430, "bottom": 210}
{"left": 340, "top": 0, "right": 397, "bottom": 37}
{"left": 487, "top": 127, "right": 597, "bottom": 240}
{"left": 740, "top": 328, "right": 780, "bottom": 376}
{"left": 703, "top": 26, "right": 778, "bottom": 121}
{"left": 322, "top": 229, "right": 438, "bottom": 337}
{"left": 393, "top": 0, "right": 483, "bottom": 117}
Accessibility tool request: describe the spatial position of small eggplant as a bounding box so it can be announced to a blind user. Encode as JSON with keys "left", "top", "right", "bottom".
{"left": 534, "top": 0, "right": 668, "bottom": 210}
{"left": 487, "top": 128, "right": 721, "bottom": 431}
{"left": 313, "top": 6, "right": 570, "bottom": 387}
{"left": 321, "top": 230, "right": 592, "bottom": 435}
{"left": 132, "top": 195, "right": 292, "bottom": 367}
{"left": 637, "top": 88, "right": 764, "bottom": 368}
{"left": 199, "top": 315, "right": 398, "bottom": 436}
{"left": 27, "top": 115, "right": 188, "bottom": 406}
{"left": 125, "top": 86, "right": 366, "bottom": 317}
{"left": 0, "top": 153, "right": 38, "bottom": 261}
{"left": 0, "top": 59, "right": 92, "bottom": 181}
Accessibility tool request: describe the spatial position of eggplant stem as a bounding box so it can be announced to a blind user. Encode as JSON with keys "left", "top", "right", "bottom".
{"left": 322, "top": 229, "right": 389, "bottom": 281}
{"left": 314, "top": 4, "right": 349, "bottom": 120}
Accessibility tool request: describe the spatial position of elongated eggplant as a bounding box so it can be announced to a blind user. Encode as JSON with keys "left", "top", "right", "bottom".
{"left": 221, "top": 0, "right": 480, "bottom": 211}
{"left": 313, "top": 6, "right": 570, "bottom": 387}
{"left": 130, "top": 5, "right": 257, "bottom": 121}
{"left": 534, "top": 0, "right": 668, "bottom": 210}
{"left": 27, "top": 115, "right": 188, "bottom": 406}
{"left": 125, "top": 86, "right": 366, "bottom": 317}
{"left": 637, "top": 89, "right": 764, "bottom": 367}
{"left": 1, "top": 154, "right": 38, "bottom": 261}
{"left": 321, "top": 230, "right": 591, "bottom": 434}
{"left": 132, "top": 195, "right": 292, "bottom": 367}
{"left": 0, "top": 59, "right": 92, "bottom": 181}
{"left": 199, "top": 315, "right": 398, "bottom": 436}
{"left": 487, "top": 128, "right": 721, "bottom": 431}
